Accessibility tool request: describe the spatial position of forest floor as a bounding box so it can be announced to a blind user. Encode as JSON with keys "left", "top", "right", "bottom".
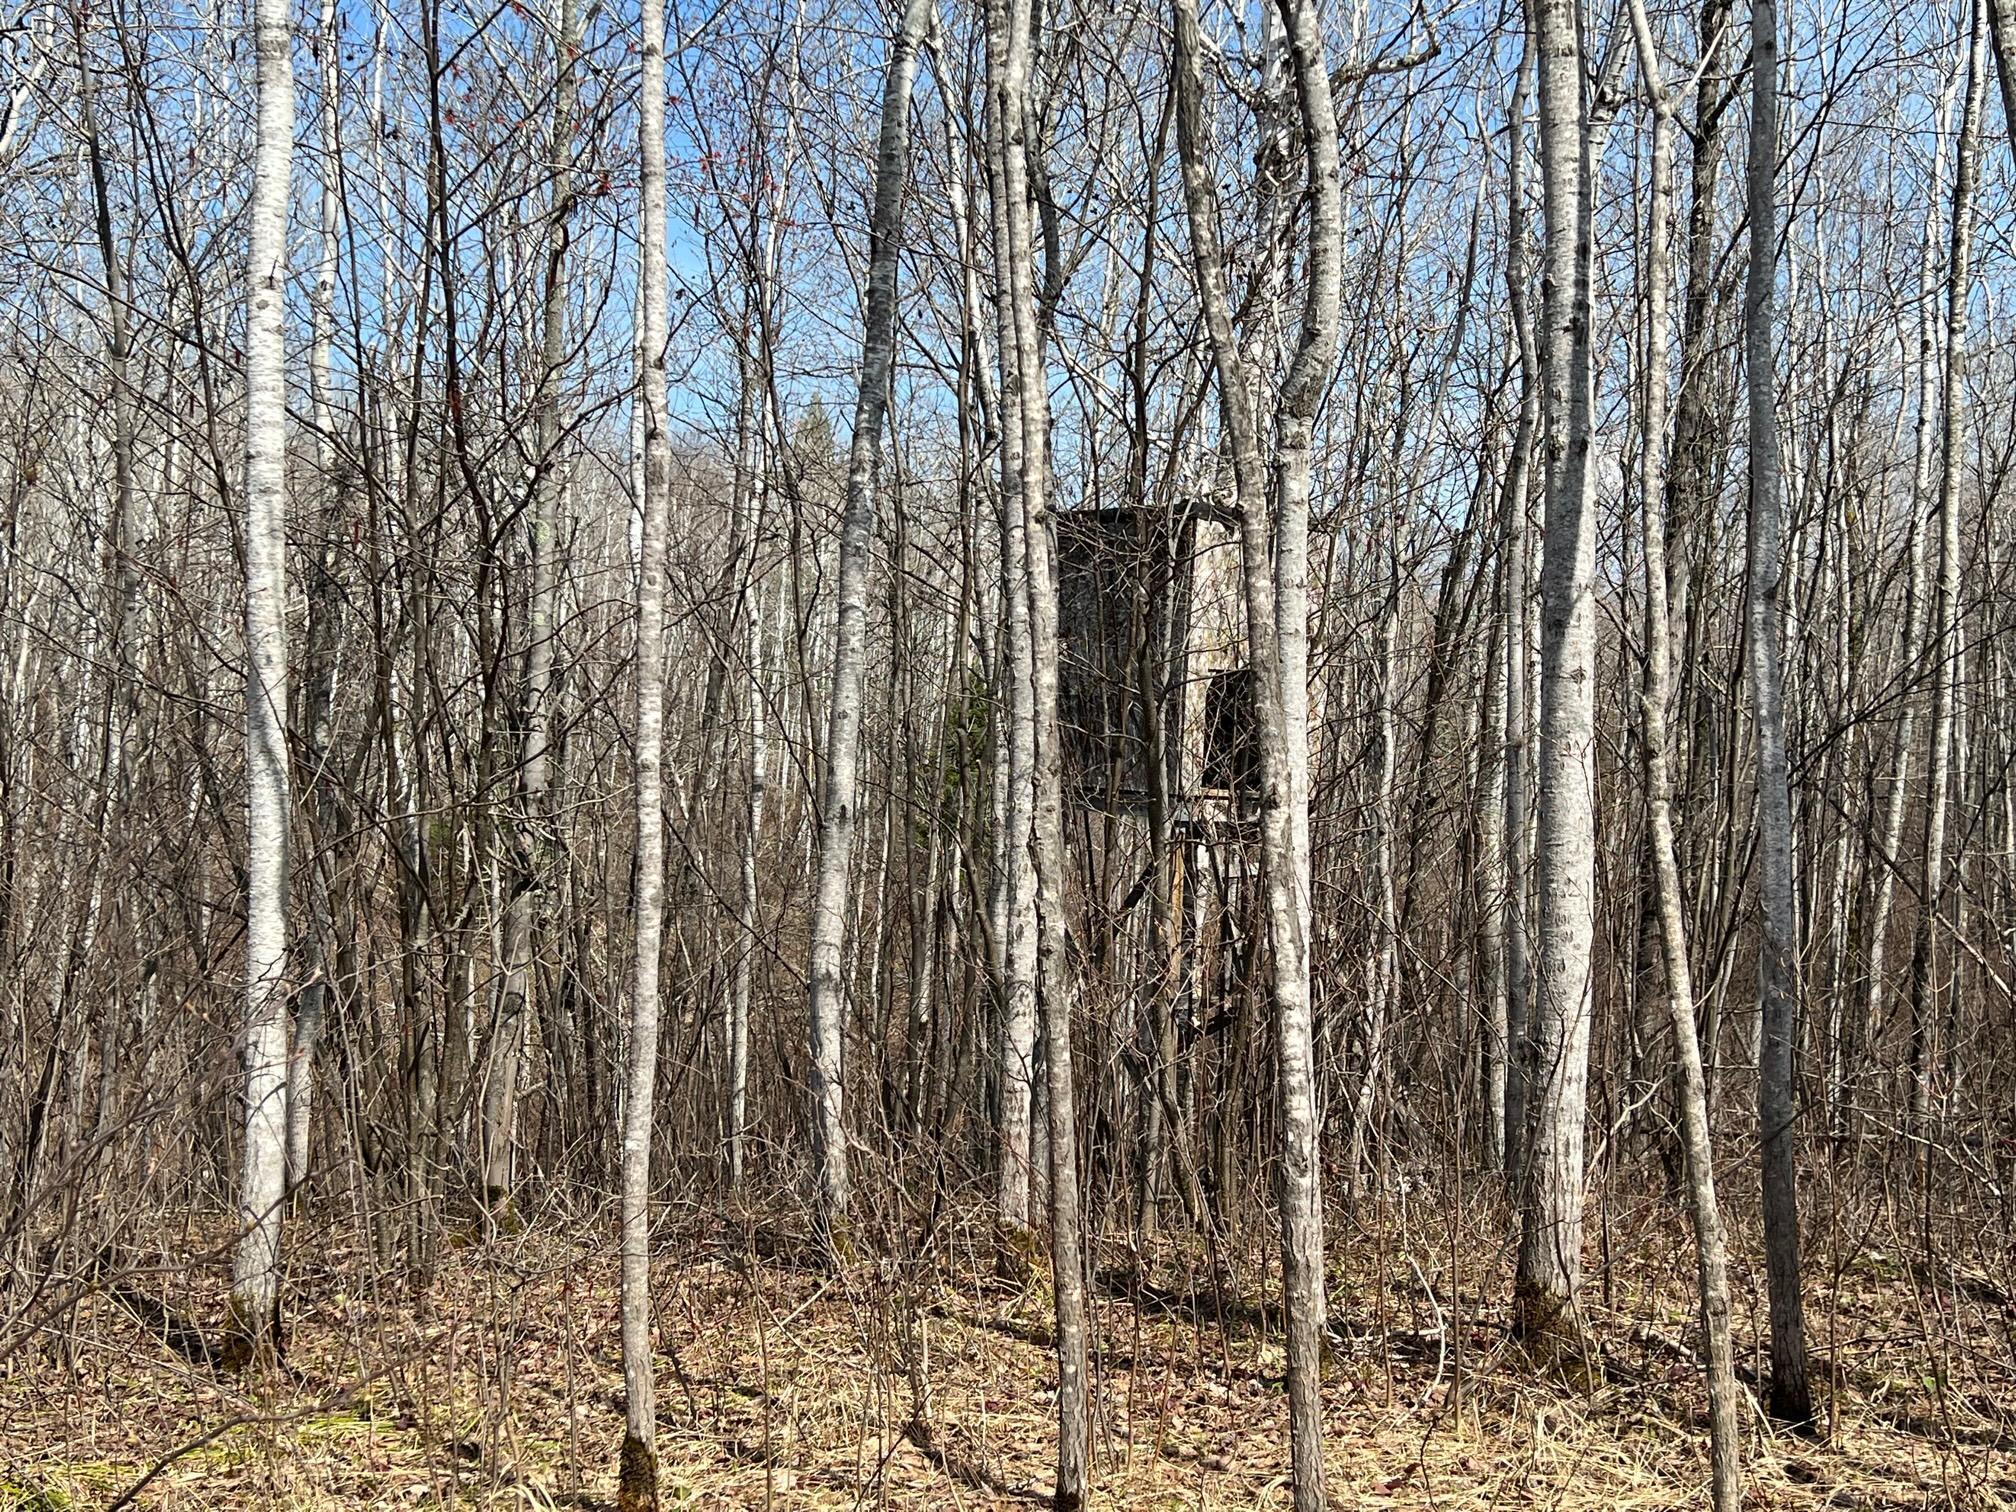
{"left": 5, "top": 1186, "right": 2015, "bottom": 1510}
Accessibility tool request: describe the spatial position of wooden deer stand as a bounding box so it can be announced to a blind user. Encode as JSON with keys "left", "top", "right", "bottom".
{"left": 1053, "top": 499, "right": 1259, "bottom": 1219}
{"left": 1055, "top": 501, "right": 1254, "bottom": 823}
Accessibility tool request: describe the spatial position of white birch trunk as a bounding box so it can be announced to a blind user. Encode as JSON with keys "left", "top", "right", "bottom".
{"left": 729, "top": 581, "right": 779, "bottom": 1188}
{"left": 1269, "top": 6, "right": 1339, "bottom": 1501}
{"left": 620, "top": 0, "right": 671, "bottom": 1496}
{"left": 285, "top": 0, "right": 343, "bottom": 1197}
{"left": 1500, "top": 44, "right": 1537, "bottom": 1190}
{"left": 986, "top": 0, "right": 1088, "bottom": 1489}
{"left": 992, "top": 491, "right": 1041, "bottom": 1244}
{"left": 1627, "top": 7, "right": 1743, "bottom": 1497}
{"left": 983, "top": 0, "right": 1041, "bottom": 1249}
{"left": 230, "top": 0, "right": 295, "bottom": 1361}
{"left": 1477, "top": 555, "right": 1510, "bottom": 1170}
{"left": 1858, "top": 76, "right": 1953, "bottom": 1122}
{"left": 804, "top": 0, "right": 932, "bottom": 1245}
{"left": 1173, "top": 0, "right": 1336, "bottom": 1496}
{"left": 1515, "top": 0, "right": 1601, "bottom": 1356}
{"left": 1905, "top": 0, "right": 1985, "bottom": 1150}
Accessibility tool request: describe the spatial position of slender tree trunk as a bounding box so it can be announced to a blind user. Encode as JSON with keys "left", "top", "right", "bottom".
{"left": 729, "top": 564, "right": 778, "bottom": 1191}
{"left": 1746, "top": 0, "right": 1813, "bottom": 1426}
{"left": 805, "top": 0, "right": 932, "bottom": 1249}
{"left": 903, "top": 616, "right": 953, "bottom": 1130}
{"left": 74, "top": 9, "right": 136, "bottom": 762}
{"left": 286, "top": 0, "right": 344, "bottom": 1197}
{"left": 1667, "top": 0, "right": 1732, "bottom": 1113}
{"left": 1905, "top": 0, "right": 1984, "bottom": 1153}
{"left": 1349, "top": 578, "right": 1398, "bottom": 1199}
{"left": 1019, "top": 423, "right": 1091, "bottom": 1511}
{"left": 1500, "top": 40, "right": 1538, "bottom": 1190}
{"left": 988, "top": 65, "right": 1041, "bottom": 1242}
{"left": 1268, "top": 4, "right": 1340, "bottom": 1498}
{"left": 230, "top": 0, "right": 295, "bottom": 1363}
{"left": 1478, "top": 556, "right": 1510, "bottom": 1171}
{"left": 1516, "top": 0, "right": 1601, "bottom": 1357}
{"left": 619, "top": 0, "right": 671, "bottom": 1498}
{"left": 1478, "top": 79, "right": 1540, "bottom": 1172}
{"left": 482, "top": 0, "right": 578, "bottom": 1212}
{"left": 989, "top": 0, "right": 1088, "bottom": 1491}
{"left": 1858, "top": 73, "right": 1952, "bottom": 1129}
{"left": 1628, "top": 7, "right": 1743, "bottom": 1499}
{"left": 927, "top": 78, "right": 1010, "bottom": 1174}
{"left": 1172, "top": 0, "right": 1336, "bottom": 1497}
{"left": 73, "top": 3, "right": 139, "bottom": 1183}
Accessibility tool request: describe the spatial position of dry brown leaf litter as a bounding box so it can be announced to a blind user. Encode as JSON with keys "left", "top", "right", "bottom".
{"left": 3, "top": 1199, "right": 2013, "bottom": 1511}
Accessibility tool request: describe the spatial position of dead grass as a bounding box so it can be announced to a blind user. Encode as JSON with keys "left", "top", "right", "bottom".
{"left": 4, "top": 1192, "right": 2014, "bottom": 1511}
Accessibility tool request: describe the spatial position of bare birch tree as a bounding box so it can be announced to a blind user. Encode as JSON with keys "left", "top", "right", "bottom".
{"left": 1516, "top": 0, "right": 1603, "bottom": 1357}
{"left": 1269, "top": 0, "right": 1340, "bottom": 1498}
{"left": 227, "top": 0, "right": 295, "bottom": 1363}
{"left": 1628, "top": 3, "right": 1743, "bottom": 1498}
{"left": 804, "top": 0, "right": 933, "bottom": 1249}
{"left": 1857, "top": 61, "right": 1956, "bottom": 1131}
{"left": 1904, "top": 0, "right": 1986, "bottom": 1152}
{"left": 620, "top": 0, "right": 672, "bottom": 1497}
{"left": 285, "top": 0, "right": 343, "bottom": 1198}
{"left": 983, "top": 0, "right": 1042, "bottom": 1247}
{"left": 986, "top": 0, "right": 1089, "bottom": 1488}
{"left": 1172, "top": 0, "right": 1338, "bottom": 1495}
{"left": 1501, "top": 42, "right": 1541, "bottom": 1189}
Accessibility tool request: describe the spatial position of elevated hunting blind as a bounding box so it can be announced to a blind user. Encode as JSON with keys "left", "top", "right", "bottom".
{"left": 1054, "top": 502, "right": 1254, "bottom": 817}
